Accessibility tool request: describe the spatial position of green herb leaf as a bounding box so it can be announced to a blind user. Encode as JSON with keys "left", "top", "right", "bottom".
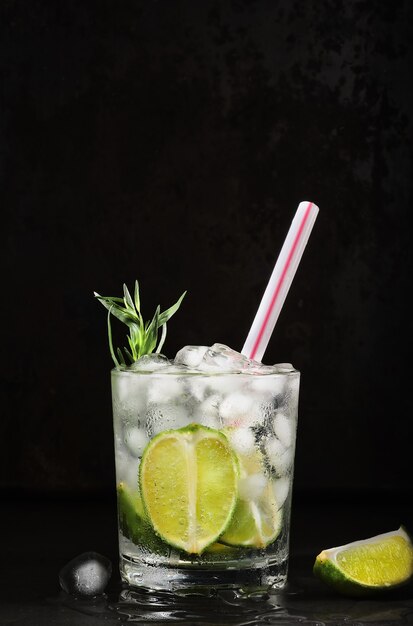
{"left": 107, "top": 308, "right": 120, "bottom": 368}
{"left": 123, "top": 346, "right": 134, "bottom": 364}
{"left": 117, "top": 347, "right": 126, "bottom": 366}
{"left": 155, "top": 322, "right": 167, "bottom": 354}
{"left": 123, "top": 284, "right": 135, "bottom": 313}
{"left": 158, "top": 291, "right": 187, "bottom": 326}
{"left": 134, "top": 280, "right": 141, "bottom": 313}
{"left": 95, "top": 282, "right": 186, "bottom": 367}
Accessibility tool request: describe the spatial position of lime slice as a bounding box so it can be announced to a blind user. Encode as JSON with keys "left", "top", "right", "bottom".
{"left": 313, "top": 527, "right": 413, "bottom": 596}
{"left": 220, "top": 481, "right": 282, "bottom": 548}
{"left": 139, "top": 423, "right": 239, "bottom": 554}
{"left": 117, "top": 482, "right": 170, "bottom": 554}
{"left": 220, "top": 443, "right": 282, "bottom": 549}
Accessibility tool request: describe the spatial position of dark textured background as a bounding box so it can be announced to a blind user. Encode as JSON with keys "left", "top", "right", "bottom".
{"left": 1, "top": 0, "right": 412, "bottom": 499}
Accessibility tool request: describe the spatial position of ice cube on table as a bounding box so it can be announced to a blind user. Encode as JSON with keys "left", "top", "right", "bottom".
{"left": 272, "top": 476, "right": 290, "bottom": 509}
{"left": 124, "top": 426, "right": 149, "bottom": 457}
{"left": 174, "top": 345, "right": 209, "bottom": 368}
{"left": 273, "top": 414, "right": 294, "bottom": 449}
{"left": 59, "top": 552, "right": 112, "bottom": 597}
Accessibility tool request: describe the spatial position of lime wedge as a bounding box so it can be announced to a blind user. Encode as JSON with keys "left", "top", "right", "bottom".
{"left": 117, "top": 482, "right": 170, "bottom": 554}
{"left": 220, "top": 444, "right": 282, "bottom": 549}
{"left": 313, "top": 527, "right": 413, "bottom": 596}
{"left": 139, "top": 424, "right": 239, "bottom": 554}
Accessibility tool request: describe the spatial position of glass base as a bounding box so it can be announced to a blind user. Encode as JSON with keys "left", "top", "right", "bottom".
{"left": 120, "top": 554, "right": 289, "bottom": 593}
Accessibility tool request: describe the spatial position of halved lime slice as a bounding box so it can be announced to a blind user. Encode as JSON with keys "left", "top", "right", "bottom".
{"left": 139, "top": 424, "right": 239, "bottom": 554}
{"left": 313, "top": 526, "right": 413, "bottom": 596}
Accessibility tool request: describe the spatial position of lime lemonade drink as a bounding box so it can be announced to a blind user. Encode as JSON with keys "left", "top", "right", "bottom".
{"left": 96, "top": 201, "right": 319, "bottom": 591}
{"left": 111, "top": 345, "right": 299, "bottom": 590}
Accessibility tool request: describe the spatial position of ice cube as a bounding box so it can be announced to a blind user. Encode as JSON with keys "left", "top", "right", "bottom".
{"left": 274, "top": 363, "right": 294, "bottom": 372}
{"left": 248, "top": 374, "right": 285, "bottom": 397}
{"left": 204, "top": 375, "right": 240, "bottom": 396}
{"left": 112, "top": 373, "right": 147, "bottom": 412}
{"left": 59, "top": 552, "right": 112, "bottom": 597}
{"left": 117, "top": 456, "right": 140, "bottom": 491}
{"left": 199, "top": 343, "right": 252, "bottom": 372}
{"left": 273, "top": 414, "right": 294, "bottom": 449}
{"left": 195, "top": 394, "right": 221, "bottom": 429}
{"left": 219, "top": 391, "right": 255, "bottom": 425}
{"left": 285, "top": 372, "right": 300, "bottom": 399}
{"left": 186, "top": 377, "right": 208, "bottom": 402}
{"left": 130, "top": 354, "right": 172, "bottom": 372}
{"left": 146, "top": 404, "right": 189, "bottom": 436}
{"left": 175, "top": 345, "right": 209, "bottom": 368}
{"left": 124, "top": 426, "right": 149, "bottom": 457}
{"left": 147, "top": 377, "right": 183, "bottom": 404}
{"left": 266, "top": 438, "right": 294, "bottom": 475}
{"left": 200, "top": 413, "right": 221, "bottom": 429}
{"left": 248, "top": 399, "right": 276, "bottom": 427}
{"left": 246, "top": 362, "right": 281, "bottom": 375}
{"left": 238, "top": 473, "right": 267, "bottom": 501}
{"left": 265, "top": 437, "right": 286, "bottom": 460}
{"left": 226, "top": 427, "right": 256, "bottom": 455}
{"left": 272, "top": 476, "right": 290, "bottom": 509}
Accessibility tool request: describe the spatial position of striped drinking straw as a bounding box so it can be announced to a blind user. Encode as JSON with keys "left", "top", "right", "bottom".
{"left": 242, "top": 201, "right": 319, "bottom": 362}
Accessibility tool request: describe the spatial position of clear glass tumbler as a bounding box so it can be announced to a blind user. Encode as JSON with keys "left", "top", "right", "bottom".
{"left": 111, "top": 364, "right": 300, "bottom": 592}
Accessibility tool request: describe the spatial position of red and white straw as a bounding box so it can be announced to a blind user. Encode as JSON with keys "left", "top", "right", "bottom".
{"left": 242, "top": 201, "right": 319, "bottom": 362}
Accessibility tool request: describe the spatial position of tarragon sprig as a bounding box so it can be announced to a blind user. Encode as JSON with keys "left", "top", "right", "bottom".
{"left": 94, "top": 280, "right": 186, "bottom": 368}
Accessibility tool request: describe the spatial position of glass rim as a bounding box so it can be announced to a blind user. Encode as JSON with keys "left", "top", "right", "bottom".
{"left": 111, "top": 366, "right": 300, "bottom": 378}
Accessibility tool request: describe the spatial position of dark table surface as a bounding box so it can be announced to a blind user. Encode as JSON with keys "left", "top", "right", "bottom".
{"left": 1, "top": 492, "right": 412, "bottom": 625}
